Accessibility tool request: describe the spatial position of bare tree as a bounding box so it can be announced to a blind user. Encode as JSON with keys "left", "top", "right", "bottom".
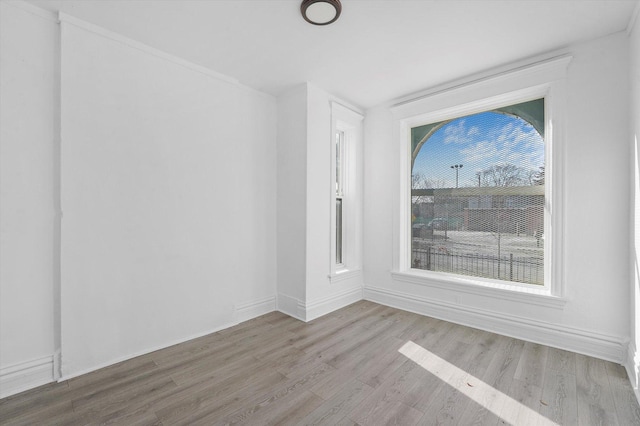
{"left": 524, "top": 169, "right": 538, "bottom": 186}
{"left": 411, "top": 172, "right": 447, "bottom": 190}
{"left": 532, "top": 165, "right": 545, "bottom": 185}
{"left": 411, "top": 172, "right": 446, "bottom": 205}
{"left": 478, "top": 163, "right": 535, "bottom": 187}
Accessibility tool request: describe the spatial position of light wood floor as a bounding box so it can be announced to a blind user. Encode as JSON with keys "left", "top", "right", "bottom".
{"left": 1, "top": 301, "right": 639, "bottom": 425}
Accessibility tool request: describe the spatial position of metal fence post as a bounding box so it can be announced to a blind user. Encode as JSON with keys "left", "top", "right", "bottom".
{"left": 426, "top": 246, "right": 431, "bottom": 270}
{"left": 509, "top": 253, "right": 513, "bottom": 281}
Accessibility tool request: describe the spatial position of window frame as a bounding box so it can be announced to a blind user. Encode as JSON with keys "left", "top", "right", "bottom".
{"left": 330, "top": 102, "right": 364, "bottom": 282}
{"left": 391, "top": 56, "right": 571, "bottom": 304}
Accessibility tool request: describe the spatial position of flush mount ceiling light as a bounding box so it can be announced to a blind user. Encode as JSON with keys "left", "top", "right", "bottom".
{"left": 301, "top": 0, "right": 341, "bottom": 26}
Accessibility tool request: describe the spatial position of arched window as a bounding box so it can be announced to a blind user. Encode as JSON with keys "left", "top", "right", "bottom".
{"left": 410, "top": 99, "right": 545, "bottom": 285}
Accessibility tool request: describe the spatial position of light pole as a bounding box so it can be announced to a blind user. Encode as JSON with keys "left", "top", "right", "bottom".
{"left": 450, "top": 164, "right": 463, "bottom": 188}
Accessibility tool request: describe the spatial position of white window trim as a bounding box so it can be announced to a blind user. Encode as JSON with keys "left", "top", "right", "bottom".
{"left": 391, "top": 55, "right": 571, "bottom": 306}
{"left": 329, "top": 102, "right": 364, "bottom": 282}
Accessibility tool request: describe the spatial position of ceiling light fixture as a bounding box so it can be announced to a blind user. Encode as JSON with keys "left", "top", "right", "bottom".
{"left": 301, "top": 0, "right": 341, "bottom": 26}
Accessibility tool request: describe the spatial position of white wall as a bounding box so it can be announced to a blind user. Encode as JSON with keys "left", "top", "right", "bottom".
{"left": 364, "top": 32, "right": 632, "bottom": 363}
{"left": 58, "top": 17, "right": 276, "bottom": 378}
{"left": 629, "top": 6, "right": 640, "bottom": 394}
{"left": 276, "top": 85, "right": 308, "bottom": 317}
{"left": 564, "top": 34, "right": 629, "bottom": 338}
{"left": 1, "top": 3, "right": 277, "bottom": 390}
{"left": 0, "top": 2, "right": 59, "bottom": 396}
{"left": 305, "top": 85, "right": 332, "bottom": 305}
{"left": 276, "top": 83, "right": 363, "bottom": 320}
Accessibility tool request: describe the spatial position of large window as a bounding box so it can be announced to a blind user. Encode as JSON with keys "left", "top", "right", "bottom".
{"left": 411, "top": 99, "right": 545, "bottom": 285}
{"left": 392, "top": 55, "right": 570, "bottom": 299}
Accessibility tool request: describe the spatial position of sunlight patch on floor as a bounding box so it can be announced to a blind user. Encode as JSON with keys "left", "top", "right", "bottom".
{"left": 398, "top": 340, "right": 557, "bottom": 426}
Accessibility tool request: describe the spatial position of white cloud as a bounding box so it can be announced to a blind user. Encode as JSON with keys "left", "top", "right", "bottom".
{"left": 460, "top": 140, "right": 499, "bottom": 163}
{"left": 460, "top": 119, "right": 544, "bottom": 172}
{"left": 443, "top": 119, "right": 474, "bottom": 145}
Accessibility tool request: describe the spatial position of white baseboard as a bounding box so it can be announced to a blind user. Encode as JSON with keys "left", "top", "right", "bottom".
{"left": 625, "top": 343, "right": 640, "bottom": 405}
{"left": 364, "top": 285, "right": 626, "bottom": 363}
{"left": 277, "top": 288, "right": 363, "bottom": 322}
{"left": 304, "top": 287, "right": 363, "bottom": 321}
{"left": 0, "top": 355, "right": 55, "bottom": 399}
{"left": 277, "top": 292, "right": 306, "bottom": 321}
{"left": 235, "top": 296, "right": 276, "bottom": 324}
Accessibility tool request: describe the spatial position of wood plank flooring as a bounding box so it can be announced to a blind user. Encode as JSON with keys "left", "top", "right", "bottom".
{"left": 1, "top": 300, "right": 639, "bottom": 425}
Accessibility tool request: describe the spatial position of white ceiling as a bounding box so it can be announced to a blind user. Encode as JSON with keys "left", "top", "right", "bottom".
{"left": 26, "top": 0, "right": 639, "bottom": 109}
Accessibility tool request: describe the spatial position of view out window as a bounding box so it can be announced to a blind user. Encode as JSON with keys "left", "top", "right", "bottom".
{"left": 410, "top": 99, "right": 545, "bottom": 285}
{"left": 336, "top": 130, "right": 345, "bottom": 265}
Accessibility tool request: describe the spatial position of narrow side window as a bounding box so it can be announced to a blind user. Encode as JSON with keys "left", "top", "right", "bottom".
{"left": 335, "top": 130, "right": 345, "bottom": 265}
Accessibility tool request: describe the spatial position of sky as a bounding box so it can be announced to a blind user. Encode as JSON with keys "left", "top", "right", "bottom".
{"left": 412, "top": 112, "right": 544, "bottom": 188}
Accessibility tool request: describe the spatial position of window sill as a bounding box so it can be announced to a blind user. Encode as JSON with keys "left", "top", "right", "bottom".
{"left": 329, "top": 269, "right": 362, "bottom": 284}
{"left": 391, "top": 269, "right": 567, "bottom": 309}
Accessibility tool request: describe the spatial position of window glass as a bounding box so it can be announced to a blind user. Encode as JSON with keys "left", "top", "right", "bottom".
{"left": 411, "top": 99, "right": 545, "bottom": 285}
{"left": 336, "top": 130, "right": 345, "bottom": 265}
{"left": 336, "top": 130, "right": 345, "bottom": 196}
{"left": 336, "top": 198, "right": 343, "bottom": 264}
